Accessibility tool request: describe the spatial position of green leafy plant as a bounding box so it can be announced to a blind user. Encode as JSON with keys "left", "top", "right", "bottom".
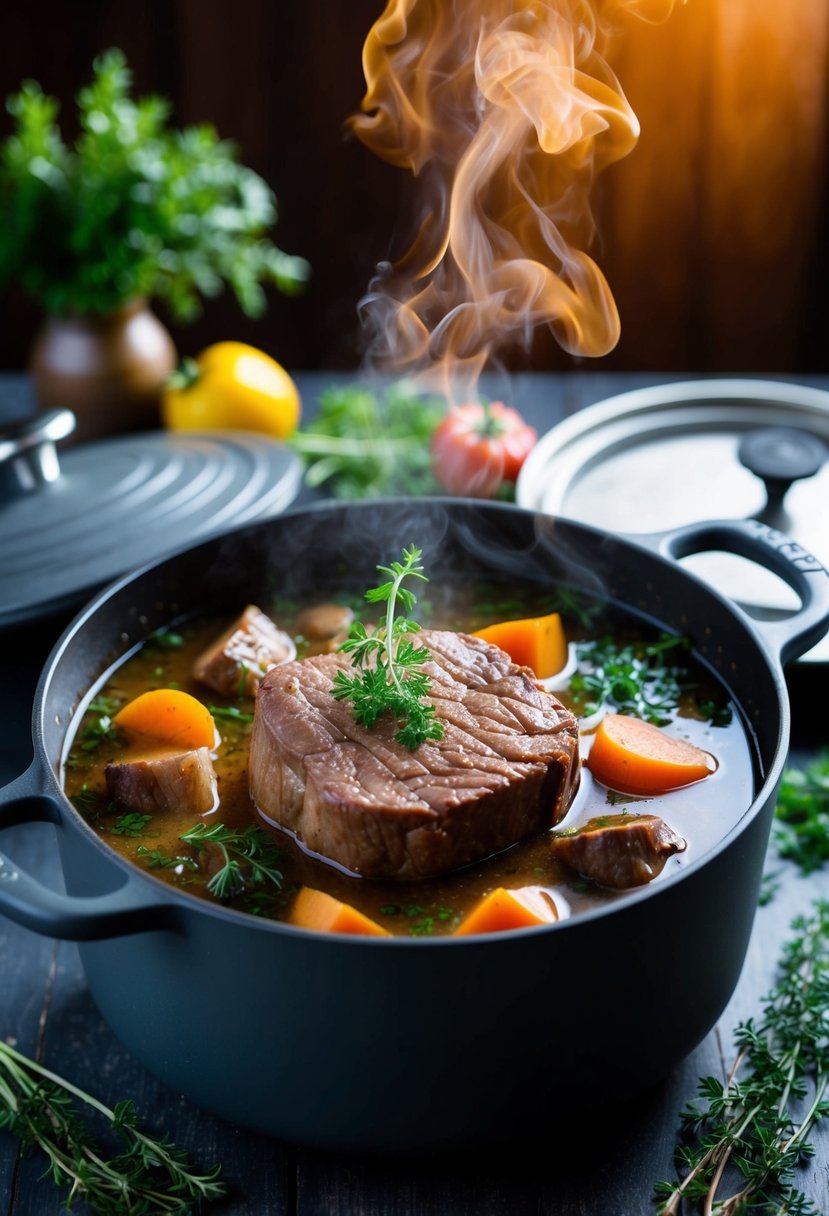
{"left": 654, "top": 901, "right": 829, "bottom": 1215}
{"left": 291, "top": 383, "right": 444, "bottom": 498}
{"left": 773, "top": 751, "right": 829, "bottom": 876}
{"left": 0, "top": 1040, "right": 224, "bottom": 1213}
{"left": 332, "top": 545, "right": 445, "bottom": 750}
{"left": 0, "top": 49, "right": 308, "bottom": 318}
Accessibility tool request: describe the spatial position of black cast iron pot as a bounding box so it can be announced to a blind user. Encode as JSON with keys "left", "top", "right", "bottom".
{"left": 1, "top": 500, "right": 828, "bottom": 1152}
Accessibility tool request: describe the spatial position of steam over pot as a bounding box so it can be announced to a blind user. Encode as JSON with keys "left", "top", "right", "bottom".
{"left": 0, "top": 499, "right": 827, "bottom": 1152}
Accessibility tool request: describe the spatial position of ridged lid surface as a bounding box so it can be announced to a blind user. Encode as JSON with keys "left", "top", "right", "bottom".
{"left": 0, "top": 428, "right": 302, "bottom": 628}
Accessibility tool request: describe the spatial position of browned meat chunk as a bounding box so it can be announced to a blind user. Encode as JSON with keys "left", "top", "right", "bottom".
{"left": 550, "top": 813, "right": 686, "bottom": 889}
{"left": 193, "top": 605, "right": 295, "bottom": 697}
{"left": 106, "top": 747, "right": 218, "bottom": 815}
{"left": 249, "top": 629, "right": 579, "bottom": 880}
{"left": 295, "top": 602, "right": 354, "bottom": 652}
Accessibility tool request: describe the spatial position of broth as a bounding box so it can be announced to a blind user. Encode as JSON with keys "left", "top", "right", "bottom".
{"left": 62, "top": 585, "right": 755, "bottom": 934}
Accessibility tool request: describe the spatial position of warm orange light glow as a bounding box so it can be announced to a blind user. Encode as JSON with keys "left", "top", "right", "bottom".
{"left": 352, "top": 0, "right": 676, "bottom": 401}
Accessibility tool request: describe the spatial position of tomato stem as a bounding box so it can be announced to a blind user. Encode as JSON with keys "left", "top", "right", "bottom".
{"left": 166, "top": 357, "right": 200, "bottom": 392}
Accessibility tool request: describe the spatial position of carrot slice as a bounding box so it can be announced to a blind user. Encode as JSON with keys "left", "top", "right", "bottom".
{"left": 473, "top": 612, "right": 567, "bottom": 679}
{"left": 290, "top": 887, "right": 390, "bottom": 937}
{"left": 587, "top": 713, "right": 717, "bottom": 797}
{"left": 113, "top": 689, "right": 217, "bottom": 750}
{"left": 454, "top": 886, "right": 559, "bottom": 936}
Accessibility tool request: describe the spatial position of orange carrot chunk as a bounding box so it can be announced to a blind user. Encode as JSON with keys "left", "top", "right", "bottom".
{"left": 454, "top": 885, "right": 559, "bottom": 936}
{"left": 587, "top": 713, "right": 717, "bottom": 797}
{"left": 473, "top": 612, "right": 567, "bottom": 679}
{"left": 113, "top": 689, "right": 217, "bottom": 750}
{"left": 290, "top": 887, "right": 390, "bottom": 937}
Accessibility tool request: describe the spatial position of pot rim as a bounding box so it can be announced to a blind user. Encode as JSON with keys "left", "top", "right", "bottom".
{"left": 28, "top": 497, "right": 798, "bottom": 945}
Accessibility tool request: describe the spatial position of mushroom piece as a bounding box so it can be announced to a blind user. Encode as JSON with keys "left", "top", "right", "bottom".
{"left": 295, "top": 602, "right": 354, "bottom": 653}
{"left": 550, "top": 813, "right": 686, "bottom": 889}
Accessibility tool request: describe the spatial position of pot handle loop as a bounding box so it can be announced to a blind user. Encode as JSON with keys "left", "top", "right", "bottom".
{"left": 642, "top": 518, "right": 829, "bottom": 666}
{"left": 0, "top": 763, "right": 179, "bottom": 941}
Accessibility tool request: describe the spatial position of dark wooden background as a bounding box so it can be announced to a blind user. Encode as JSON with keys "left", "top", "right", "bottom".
{"left": 1, "top": 0, "right": 828, "bottom": 375}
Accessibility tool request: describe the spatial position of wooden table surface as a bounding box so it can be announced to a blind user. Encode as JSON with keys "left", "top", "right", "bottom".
{"left": 1, "top": 371, "right": 828, "bottom": 1215}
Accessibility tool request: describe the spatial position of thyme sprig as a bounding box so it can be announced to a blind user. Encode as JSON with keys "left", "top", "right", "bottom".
{"left": 0, "top": 1040, "right": 224, "bottom": 1214}
{"left": 331, "top": 545, "right": 445, "bottom": 750}
{"left": 179, "top": 822, "right": 285, "bottom": 901}
{"left": 655, "top": 901, "right": 829, "bottom": 1215}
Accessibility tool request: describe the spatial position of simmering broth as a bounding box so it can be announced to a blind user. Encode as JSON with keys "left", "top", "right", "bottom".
{"left": 62, "top": 584, "right": 755, "bottom": 934}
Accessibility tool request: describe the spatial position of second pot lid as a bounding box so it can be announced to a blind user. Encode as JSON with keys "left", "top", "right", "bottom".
{"left": 0, "top": 410, "right": 303, "bottom": 629}
{"left": 516, "top": 378, "right": 829, "bottom": 663}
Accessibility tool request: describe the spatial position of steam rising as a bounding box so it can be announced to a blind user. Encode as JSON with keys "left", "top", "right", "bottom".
{"left": 352, "top": 0, "right": 675, "bottom": 401}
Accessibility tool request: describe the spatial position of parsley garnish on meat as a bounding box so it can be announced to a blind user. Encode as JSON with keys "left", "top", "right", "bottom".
{"left": 331, "top": 545, "right": 445, "bottom": 751}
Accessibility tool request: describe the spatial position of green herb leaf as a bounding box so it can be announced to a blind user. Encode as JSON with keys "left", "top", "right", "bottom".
{"left": 332, "top": 545, "right": 445, "bottom": 750}
{"left": 571, "top": 634, "right": 729, "bottom": 726}
{"left": 0, "top": 1039, "right": 225, "bottom": 1213}
{"left": 290, "top": 383, "right": 444, "bottom": 499}
{"left": 772, "top": 752, "right": 829, "bottom": 876}
{"left": 109, "top": 812, "right": 152, "bottom": 837}
{"left": 207, "top": 704, "right": 254, "bottom": 724}
{"left": 179, "top": 822, "right": 284, "bottom": 902}
{"left": 0, "top": 49, "right": 308, "bottom": 318}
{"left": 654, "top": 900, "right": 829, "bottom": 1214}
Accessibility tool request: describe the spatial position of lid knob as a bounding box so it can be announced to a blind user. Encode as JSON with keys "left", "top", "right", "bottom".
{"left": 738, "top": 426, "right": 827, "bottom": 500}
{"left": 0, "top": 409, "right": 76, "bottom": 501}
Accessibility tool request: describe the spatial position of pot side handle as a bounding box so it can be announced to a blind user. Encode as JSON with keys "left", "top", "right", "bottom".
{"left": 635, "top": 518, "right": 829, "bottom": 666}
{"left": 0, "top": 764, "right": 179, "bottom": 941}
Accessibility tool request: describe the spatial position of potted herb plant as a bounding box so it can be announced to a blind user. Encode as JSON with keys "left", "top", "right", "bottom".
{"left": 0, "top": 50, "right": 308, "bottom": 440}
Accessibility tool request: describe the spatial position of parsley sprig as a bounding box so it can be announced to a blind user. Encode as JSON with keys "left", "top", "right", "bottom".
{"left": 331, "top": 545, "right": 444, "bottom": 750}
{"left": 655, "top": 901, "right": 829, "bottom": 1215}
{"left": 772, "top": 752, "right": 829, "bottom": 876}
{"left": 570, "top": 633, "right": 730, "bottom": 726}
{"left": 0, "top": 1040, "right": 224, "bottom": 1214}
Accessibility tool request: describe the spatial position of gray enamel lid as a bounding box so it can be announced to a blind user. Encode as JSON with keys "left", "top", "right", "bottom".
{"left": 0, "top": 410, "right": 302, "bottom": 628}
{"left": 516, "top": 379, "right": 829, "bottom": 662}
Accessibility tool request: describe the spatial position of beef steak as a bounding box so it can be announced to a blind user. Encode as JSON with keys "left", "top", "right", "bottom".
{"left": 249, "top": 629, "right": 579, "bottom": 879}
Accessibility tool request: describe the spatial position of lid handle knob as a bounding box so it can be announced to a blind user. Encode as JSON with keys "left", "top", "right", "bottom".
{"left": 738, "top": 426, "right": 827, "bottom": 498}
{"left": 0, "top": 409, "right": 76, "bottom": 501}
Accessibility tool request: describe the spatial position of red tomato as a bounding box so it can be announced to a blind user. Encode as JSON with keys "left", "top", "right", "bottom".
{"left": 430, "top": 402, "right": 537, "bottom": 498}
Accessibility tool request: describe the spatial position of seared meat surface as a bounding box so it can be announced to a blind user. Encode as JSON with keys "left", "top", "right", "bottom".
{"left": 249, "top": 629, "right": 579, "bottom": 879}
{"left": 106, "top": 747, "right": 218, "bottom": 815}
{"left": 193, "top": 604, "right": 295, "bottom": 698}
{"left": 550, "top": 813, "right": 686, "bottom": 889}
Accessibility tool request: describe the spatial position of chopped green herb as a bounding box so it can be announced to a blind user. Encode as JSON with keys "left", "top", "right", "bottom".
{"left": 606, "top": 789, "right": 632, "bottom": 807}
{"left": 409, "top": 918, "right": 435, "bottom": 936}
{"left": 571, "top": 633, "right": 729, "bottom": 726}
{"left": 379, "top": 904, "right": 402, "bottom": 917}
{"left": 654, "top": 900, "right": 829, "bottom": 1215}
{"left": 208, "top": 704, "right": 254, "bottom": 724}
{"left": 772, "top": 751, "right": 829, "bottom": 876}
{"left": 80, "top": 705, "right": 120, "bottom": 752}
{"left": 179, "top": 823, "right": 284, "bottom": 901}
{"left": 70, "top": 784, "right": 99, "bottom": 814}
{"left": 404, "top": 904, "right": 426, "bottom": 918}
{"left": 147, "top": 627, "right": 185, "bottom": 650}
{"left": 332, "top": 546, "right": 444, "bottom": 751}
{"left": 109, "top": 812, "right": 153, "bottom": 838}
{"left": 436, "top": 906, "right": 456, "bottom": 922}
{"left": 136, "top": 846, "right": 198, "bottom": 872}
